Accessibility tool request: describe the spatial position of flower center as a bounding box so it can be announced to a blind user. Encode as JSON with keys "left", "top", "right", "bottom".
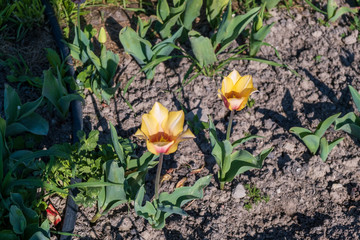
{"left": 149, "top": 132, "right": 173, "bottom": 145}
{"left": 225, "top": 91, "right": 242, "bottom": 99}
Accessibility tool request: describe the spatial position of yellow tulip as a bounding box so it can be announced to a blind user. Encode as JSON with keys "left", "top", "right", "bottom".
{"left": 218, "top": 70, "right": 257, "bottom": 111}
{"left": 135, "top": 102, "right": 195, "bottom": 155}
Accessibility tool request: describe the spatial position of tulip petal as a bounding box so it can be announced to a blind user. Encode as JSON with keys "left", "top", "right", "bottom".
{"left": 165, "top": 110, "right": 184, "bottom": 137}
{"left": 233, "top": 75, "right": 253, "bottom": 94}
{"left": 167, "top": 129, "right": 195, "bottom": 154}
{"left": 228, "top": 98, "right": 246, "bottom": 111}
{"left": 166, "top": 142, "right": 180, "bottom": 155}
{"left": 178, "top": 128, "right": 196, "bottom": 140}
{"left": 134, "top": 129, "right": 147, "bottom": 139}
{"left": 219, "top": 92, "right": 231, "bottom": 110}
{"left": 221, "top": 77, "right": 234, "bottom": 95}
{"left": 149, "top": 102, "right": 169, "bottom": 128}
{"left": 146, "top": 140, "right": 174, "bottom": 155}
{"left": 141, "top": 113, "right": 159, "bottom": 137}
{"left": 227, "top": 70, "right": 241, "bottom": 84}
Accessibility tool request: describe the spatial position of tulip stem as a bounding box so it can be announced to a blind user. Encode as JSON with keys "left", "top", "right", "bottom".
{"left": 226, "top": 110, "right": 235, "bottom": 141}
{"left": 154, "top": 153, "right": 164, "bottom": 200}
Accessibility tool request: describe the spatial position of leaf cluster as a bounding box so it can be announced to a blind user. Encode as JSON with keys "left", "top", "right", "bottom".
{"left": 68, "top": 25, "right": 120, "bottom": 103}
{"left": 290, "top": 113, "right": 343, "bottom": 162}
{"left": 209, "top": 117, "right": 273, "bottom": 189}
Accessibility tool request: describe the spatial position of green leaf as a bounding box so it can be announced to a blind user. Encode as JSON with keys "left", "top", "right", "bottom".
{"left": 152, "top": 27, "right": 183, "bottom": 57}
{"left": 262, "top": 0, "right": 281, "bottom": 10}
{"left": 182, "top": 0, "right": 202, "bottom": 30}
{"left": 289, "top": 127, "right": 312, "bottom": 138}
{"left": 302, "top": 134, "right": 320, "bottom": 155}
{"left": 119, "top": 26, "right": 153, "bottom": 67}
{"left": 78, "top": 130, "right": 99, "bottom": 152}
{"left": 335, "top": 112, "right": 360, "bottom": 139}
{"left": 208, "top": 116, "right": 223, "bottom": 168}
{"left": 319, "top": 137, "right": 343, "bottom": 162}
{"left": 304, "top": 0, "right": 327, "bottom": 15}
{"left": 4, "top": 84, "right": 21, "bottom": 123}
{"left": 157, "top": 204, "right": 187, "bottom": 216}
{"left": 158, "top": 175, "right": 211, "bottom": 208}
{"left": 222, "top": 150, "right": 258, "bottom": 183}
{"left": 256, "top": 147, "right": 273, "bottom": 167}
{"left": 219, "top": 140, "right": 234, "bottom": 180}
{"left": 327, "top": 0, "right": 337, "bottom": 19}
{"left": 189, "top": 30, "right": 217, "bottom": 67}
{"left": 10, "top": 205, "right": 27, "bottom": 234}
{"left": 250, "top": 22, "right": 275, "bottom": 57}
{"left": 349, "top": 85, "right": 360, "bottom": 112}
{"left": 213, "top": 5, "right": 260, "bottom": 54}
{"left": 206, "top": 0, "right": 230, "bottom": 29}
{"left": 314, "top": 113, "right": 341, "bottom": 138}
{"left": 329, "top": 7, "right": 358, "bottom": 23}
{"left": 158, "top": 1, "right": 186, "bottom": 39}
{"left": 29, "top": 231, "right": 50, "bottom": 240}
{"left": 156, "top": 0, "right": 170, "bottom": 23}
{"left": 136, "top": 176, "right": 211, "bottom": 229}
{"left": 137, "top": 16, "right": 153, "bottom": 38}
{"left": 98, "top": 160, "right": 127, "bottom": 215}
{"left": 109, "top": 122, "right": 125, "bottom": 164}
{"left": 6, "top": 113, "right": 49, "bottom": 136}
{"left": 18, "top": 96, "right": 43, "bottom": 121}
{"left": 10, "top": 193, "right": 38, "bottom": 225}
{"left": 134, "top": 185, "right": 157, "bottom": 218}
{"left": 232, "top": 135, "right": 264, "bottom": 148}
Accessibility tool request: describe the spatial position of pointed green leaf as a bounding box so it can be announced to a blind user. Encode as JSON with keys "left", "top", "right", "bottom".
{"left": 349, "top": 85, "right": 360, "bottom": 112}
{"left": 289, "top": 127, "right": 313, "bottom": 138}
{"left": 219, "top": 140, "right": 234, "bottom": 178}
{"left": 157, "top": 204, "right": 187, "bottom": 216}
{"left": 119, "top": 27, "right": 153, "bottom": 66}
{"left": 10, "top": 205, "right": 26, "bottom": 234}
{"left": 314, "top": 113, "right": 341, "bottom": 138}
{"left": 319, "top": 137, "right": 343, "bottom": 162}
{"left": 302, "top": 134, "right": 320, "bottom": 155}
{"left": 109, "top": 122, "right": 125, "bottom": 164}
{"left": 232, "top": 135, "right": 264, "bottom": 148}
{"left": 209, "top": 116, "right": 223, "bottom": 168}
{"left": 213, "top": 6, "right": 260, "bottom": 54}
{"left": 18, "top": 96, "right": 43, "bottom": 121}
{"left": 222, "top": 150, "right": 258, "bottom": 183}
{"left": 327, "top": 0, "right": 337, "bottom": 19}
{"left": 159, "top": 2, "right": 186, "bottom": 39}
{"left": 189, "top": 30, "right": 217, "bottom": 67}
{"left": 329, "top": 6, "right": 358, "bottom": 23}
{"left": 6, "top": 113, "right": 48, "bottom": 136}
{"left": 99, "top": 160, "right": 127, "bottom": 214}
{"left": 158, "top": 175, "right": 211, "bottom": 206}
{"left": 182, "top": 0, "right": 202, "bottom": 30}
{"left": 206, "top": 0, "right": 230, "bottom": 29}
{"left": 135, "top": 185, "right": 157, "bottom": 218}
{"left": 57, "top": 94, "right": 83, "bottom": 118}
{"left": 156, "top": 0, "right": 170, "bottom": 23}
{"left": 4, "top": 84, "right": 21, "bottom": 123}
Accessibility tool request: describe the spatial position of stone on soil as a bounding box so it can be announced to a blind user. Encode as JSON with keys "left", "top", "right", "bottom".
{"left": 232, "top": 184, "right": 246, "bottom": 199}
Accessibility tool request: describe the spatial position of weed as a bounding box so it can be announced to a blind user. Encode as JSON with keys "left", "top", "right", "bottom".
{"left": 244, "top": 184, "right": 269, "bottom": 210}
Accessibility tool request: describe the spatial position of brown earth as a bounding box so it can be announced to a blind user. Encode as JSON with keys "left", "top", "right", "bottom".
{"left": 0, "top": 3, "right": 359, "bottom": 240}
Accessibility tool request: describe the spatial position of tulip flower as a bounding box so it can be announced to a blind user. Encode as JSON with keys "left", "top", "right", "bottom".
{"left": 218, "top": 70, "right": 257, "bottom": 140}
{"left": 135, "top": 102, "right": 195, "bottom": 199}
{"left": 135, "top": 102, "right": 195, "bottom": 155}
{"left": 218, "top": 70, "right": 257, "bottom": 112}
